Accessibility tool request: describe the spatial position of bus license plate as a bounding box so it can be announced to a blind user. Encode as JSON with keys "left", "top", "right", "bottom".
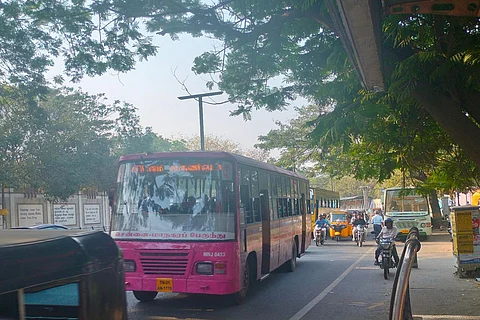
{"left": 400, "top": 229, "right": 410, "bottom": 234}
{"left": 156, "top": 278, "right": 173, "bottom": 292}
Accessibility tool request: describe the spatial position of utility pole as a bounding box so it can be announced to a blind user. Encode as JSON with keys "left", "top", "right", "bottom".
{"left": 178, "top": 91, "right": 223, "bottom": 151}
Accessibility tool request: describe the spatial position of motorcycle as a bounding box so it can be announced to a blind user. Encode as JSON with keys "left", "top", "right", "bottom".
{"left": 315, "top": 226, "right": 326, "bottom": 246}
{"left": 378, "top": 238, "right": 396, "bottom": 279}
{"left": 354, "top": 224, "right": 366, "bottom": 247}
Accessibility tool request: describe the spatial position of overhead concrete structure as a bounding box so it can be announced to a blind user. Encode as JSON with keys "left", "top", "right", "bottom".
{"left": 330, "top": 0, "right": 480, "bottom": 92}
{"left": 328, "top": 0, "right": 385, "bottom": 92}
{"left": 385, "top": 0, "right": 480, "bottom": 17}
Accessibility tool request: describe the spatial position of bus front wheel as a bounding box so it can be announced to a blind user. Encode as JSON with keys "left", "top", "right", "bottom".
{"left": 232, "top": 258, "right": 252, "bottom": 305}
{"left": 133, "top": 290, "right": 158, "bottom": 302}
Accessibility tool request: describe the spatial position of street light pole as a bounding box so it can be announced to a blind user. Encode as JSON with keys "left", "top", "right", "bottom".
{"left": 178, "top": 91, "right": 223, "bottom": 151}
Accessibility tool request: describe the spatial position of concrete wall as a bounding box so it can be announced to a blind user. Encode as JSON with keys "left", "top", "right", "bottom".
{"left": 0, "top": 188, "right": 110, "bottom": 230}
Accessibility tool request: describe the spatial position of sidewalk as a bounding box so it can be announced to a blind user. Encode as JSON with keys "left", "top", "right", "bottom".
{"left": 407, "top": 231, "right": 480, "bottom": 319}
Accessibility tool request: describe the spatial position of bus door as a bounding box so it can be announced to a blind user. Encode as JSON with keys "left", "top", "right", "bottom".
{"left": 260, "top": 190, "right": 271, "bottom": 275}
{"left": 300, "top": 193, "right": 307, "bottom": 254}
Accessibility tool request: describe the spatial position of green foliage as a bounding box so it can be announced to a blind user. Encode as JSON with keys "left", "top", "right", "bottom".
{"left": 0, "top": 86, "right": 187, "bottom": 200}
{"left": 0, "top": 0, "right": 158, "bottom": 97}
{"left": 2, "top": 1, "right": 480, "bottom": 197}
{"left": 178, "top": 133, "right": 269, "bottom": 161}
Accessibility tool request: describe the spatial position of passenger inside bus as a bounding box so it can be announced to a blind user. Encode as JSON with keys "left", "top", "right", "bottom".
{"left": 390, "top": 201, "right": 399, "bottom": 211}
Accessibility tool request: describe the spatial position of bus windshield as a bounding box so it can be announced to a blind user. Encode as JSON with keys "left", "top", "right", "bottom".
{"left": 112, "top": 159, "right": 236, "bottom": 241}
{"left": 385, "top": 189, "right": 428, "bottom": 216}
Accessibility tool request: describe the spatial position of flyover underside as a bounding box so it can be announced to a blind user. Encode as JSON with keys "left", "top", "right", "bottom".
{"left": 334, "top": 0, "right": 385, "bottom": 92}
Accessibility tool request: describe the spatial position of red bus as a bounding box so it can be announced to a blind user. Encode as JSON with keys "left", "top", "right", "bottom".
{"left": 110, "top": 151, "right": 311, "bottom": 304}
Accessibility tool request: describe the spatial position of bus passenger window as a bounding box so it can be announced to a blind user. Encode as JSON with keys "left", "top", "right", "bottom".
{"left": 277, "top": 199, "right": 284, "bottom": 218}
{"left": 287, "top": 199, "right": 293, "bottom": 216}
{"left": 294, "top": 199, "right": 300, "bottom": 215}
{"left": 241, "top": 185, "right": 253, "bottom": 223}
{"left": 253, "top": 197, "right": 261, "bottom": 222}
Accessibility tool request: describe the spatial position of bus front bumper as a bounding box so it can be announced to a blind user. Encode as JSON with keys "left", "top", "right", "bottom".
{"left": 397, "top": 229, "right": 430, "bottom": 237}
{"left": 125, "top": 276, "right": 239, "bottom": 295}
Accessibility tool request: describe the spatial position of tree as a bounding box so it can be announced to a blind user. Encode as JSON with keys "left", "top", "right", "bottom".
{"left": 23, "top": 88, "right": 117, "bottom": 199}
{"left": 256, "top": 105, "right": 324, "bottom": 173}
{"left": 70, "top": 0, "right": 480, "bottom": 169}
{"left": 111, "top": 102, "right": 188, "bottom": 157}
{"left": 0, "top": 0, "right": 157, "bottom": 96}
{"left": 3, "top": 1, "right": 480, "bottom": 193}
{"left": 0, "top": 86, "right": 36, "bottom": 189}
{"left": 179, "top": 134, "right": 269, "bottom": 161}
{"left": 0, "top": 87, "right": 187, "bottom": 200}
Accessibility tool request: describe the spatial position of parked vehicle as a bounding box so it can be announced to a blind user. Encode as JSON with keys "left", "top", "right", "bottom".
{"left": 315, "top": 226, "right": 326, "bottom": 246}
{"left": 0, "top": 230, "right": 127, "bottom": 320}
{"left": 354, "top": 224, "right": 366, "bottom": 247}
{"left": 11, "top": 223, "right": 68, "bottom": 230}
{"left": 378, "top": 238, "right": 396, "bottom": 279}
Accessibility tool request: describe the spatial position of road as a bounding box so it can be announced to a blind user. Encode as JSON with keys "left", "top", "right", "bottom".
{"left": 126, "top": 232, "right": 480, "bottom": 320}
{"left": 126, "top": 231, "right": 393, "bottom": 320}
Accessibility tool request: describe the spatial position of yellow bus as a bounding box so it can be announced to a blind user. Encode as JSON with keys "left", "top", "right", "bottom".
{"left": 310, "top": 187, "right": 340, "bottom": 232}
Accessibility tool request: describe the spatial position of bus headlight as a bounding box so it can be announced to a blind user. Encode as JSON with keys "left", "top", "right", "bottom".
{"left": 420, "top": 223, "right": 426, "bottom": 228}
{"left": 196, "top": 262, "right": 214, "bottom": 275}
{"left": 124, "top": 259, "right": 136, "bottom": 272}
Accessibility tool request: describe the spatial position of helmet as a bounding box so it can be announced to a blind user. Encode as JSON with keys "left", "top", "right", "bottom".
{"left": 320, "top": 213, "right": 326, "bottom": 219}
{"left": 385, "top": 218, "right": 393, "bottom": 227}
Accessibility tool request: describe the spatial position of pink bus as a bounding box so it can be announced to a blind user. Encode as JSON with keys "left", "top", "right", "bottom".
{"left": 110, "top": 151, "right": 311, "bottom": 304}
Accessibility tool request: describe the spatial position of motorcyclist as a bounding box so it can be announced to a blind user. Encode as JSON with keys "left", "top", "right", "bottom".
{"left": 352, "top": 213, "right": 367, "bottom": 242}
{"left": 314, "top": 214, "right": 331, "bottom": 240}
{"left": 374, "top": 218, "right": 399, "bottom": 266}
{"left": 353, "top": 213, "right": 367, "bottom": 226}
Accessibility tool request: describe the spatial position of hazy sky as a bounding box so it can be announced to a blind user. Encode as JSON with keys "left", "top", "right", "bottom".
{"left": 58, "top": 34, "right": 304, "bottom": 151}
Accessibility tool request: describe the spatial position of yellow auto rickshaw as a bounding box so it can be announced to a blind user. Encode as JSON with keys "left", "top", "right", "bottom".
{"left": 329, "top": 211, "right": 353, "bottom": 241}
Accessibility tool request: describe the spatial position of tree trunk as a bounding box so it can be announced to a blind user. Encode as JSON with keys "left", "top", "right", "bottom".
{"left": 411, "top": 81, "right": 480, "bottom": 166}
{"left": 428, "top": 190, "right": 442, "bottom": 229}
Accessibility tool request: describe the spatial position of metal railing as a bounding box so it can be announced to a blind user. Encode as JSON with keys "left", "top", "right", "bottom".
{"left": 389, "top": 227, "right": 422, "bottom": 320}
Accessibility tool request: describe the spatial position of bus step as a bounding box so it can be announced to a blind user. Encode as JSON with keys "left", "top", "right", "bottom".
{"left": 260, "top": 274, "right": 270, "bottom": 281}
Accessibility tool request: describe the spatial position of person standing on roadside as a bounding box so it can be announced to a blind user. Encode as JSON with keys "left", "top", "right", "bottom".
{"left": 371, "top": 210, "right": 384, "bottom": 239}
{"left": 472, "top": 187, "right": 480, "bottom": 206}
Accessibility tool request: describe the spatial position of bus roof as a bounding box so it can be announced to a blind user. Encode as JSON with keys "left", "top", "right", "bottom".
{"left": 310, "top": 187, "right": 339, "bottom": 198}
{"left": 0, "top": 230, "right": 120, "bottom": 294}
{"left": 118, "top": 151, "right": 307, "bottom": 180}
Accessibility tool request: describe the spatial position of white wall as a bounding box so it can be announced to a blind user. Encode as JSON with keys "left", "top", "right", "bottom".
{"left": 1, "top": 189, "right": 110, "bottom": 230}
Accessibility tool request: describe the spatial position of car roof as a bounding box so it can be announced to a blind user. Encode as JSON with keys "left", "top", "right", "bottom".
{"left": 0, "top": 230, "right": 120, "bottom": 293}
{"left": 11, "top": 224, "right": 67, "bottom": 229}
{"left": 31, "top": 224, "right": 68, "bottom": 229}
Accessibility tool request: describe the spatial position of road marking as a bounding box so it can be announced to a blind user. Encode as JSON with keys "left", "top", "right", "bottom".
{"left": 367, "top": 301, "right": 385, "bottom": 310}
{"left": 289, "top": 249, "right": 373, "bottom": 320}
